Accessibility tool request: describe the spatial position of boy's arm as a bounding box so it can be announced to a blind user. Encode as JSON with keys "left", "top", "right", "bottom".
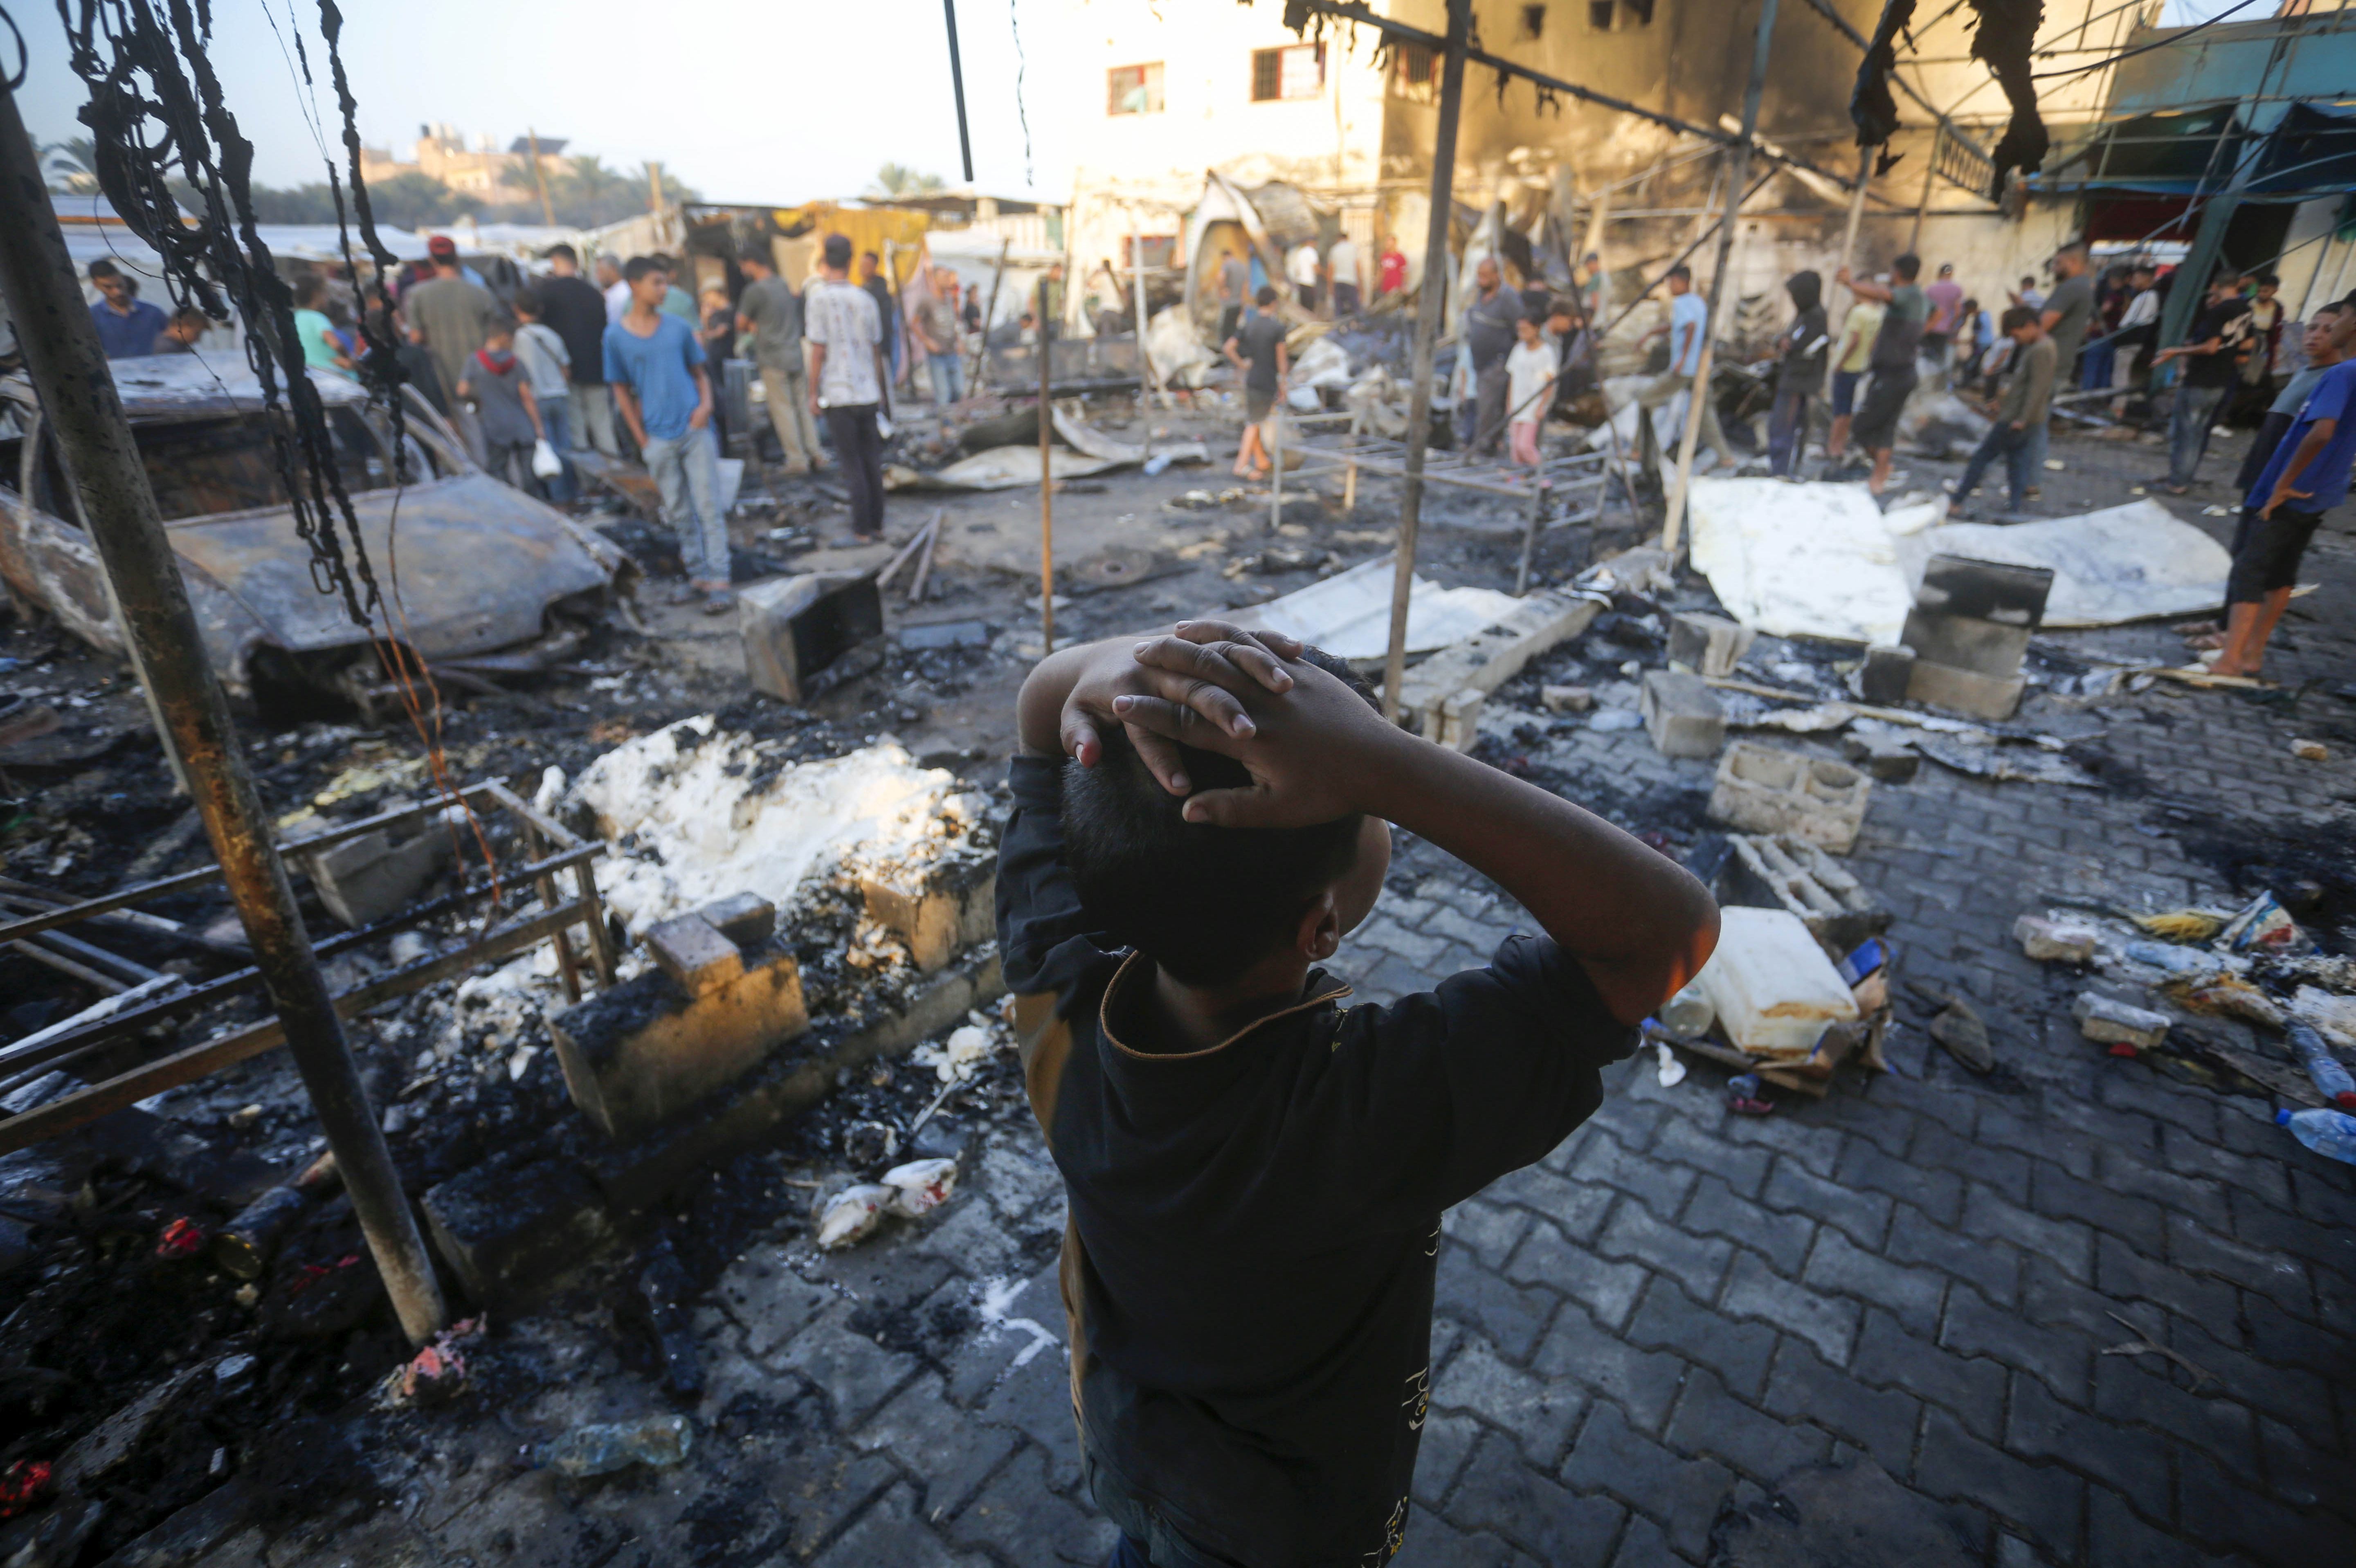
{"left": 1121, "top": 626, "right": 1719, "bottom": 1023}
{"left": 520, "top": 381, "right": 544, "bottom": 440}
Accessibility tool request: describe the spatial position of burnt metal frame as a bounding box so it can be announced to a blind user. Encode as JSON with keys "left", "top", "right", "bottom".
{"left": 0, "top": 780, "right": 615, "bottom": 1156}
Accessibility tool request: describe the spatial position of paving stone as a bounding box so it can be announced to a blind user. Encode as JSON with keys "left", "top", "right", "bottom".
{"left": 1850, "top": 1309, "right": 2006, "bottom": 1444}
{"left": 1802, "top": 1228, "right": 1946, "bottom": 1337}
{"left": 1716, "top": 1111, "right": 1846, "bottom": 1179}
{"left": 1963, "top": 1109, "right": 2077, "bottom": 1193}
{"left": 716, "top": 1245, "right": 836, "bottom": 1359}
{"left": 2165, "top": 1315, "right": 2342, "bottom": 1435}
{"left": 2092, "top": 1355, "right": 2261, "bottom": 1485}
{"left": 2093, "top": 1231, "right": 2239, "bottom": 1328}
{"left": 1569, "top": 1130, "right": 1695, "bottom": 1209}
{"left": 1437, "top": 1336, "right": 1589, "bottom": 1471}
{"left": 1399, "top": 1506, "right": 1540, "bottom": 1568}
{"left": 1595, "top": 1195, "right": 1734, "bottom": 1301}
{"left": 1623, "top": 1277, "right": 1778, "bottom": 1402}
{"left": 1414, "top": 1411, "right": 1485, "bottom": 1509}
{"left": 2255, "top": 1413, "right": 2356, "bottom": 1519}
{"left": 2237, "top": 1291, "right": 2356, "bottom": 1381}
{"left": 1915, "top": 1407, "right": 2084, "bottom": 1561}
{"left": 2176, "top": 1446, "right": 2356, "bottom": 1565}
{"left": 1651, "top": 1117, "right": 1771, "bottom": 1197}
{"left": 809, "top": 1482, "right": 993, "bottom": 1567}
{"left": 1486, "top": 1163, "right": 1615, "bottom": 1242}
{"left": 2086, "top": 1485, "right": 2245, "bottom": 1568}
{"left": 2158, "top": 1125, "right": 2294, "bottom": 1209}
{"left": 1507, "top": 1221, "right": 1649, "bottom": 1330}
{"left": 1760, "top": 1339, "right": 1922, "bottom": 1481}
{"left": 1834, "top": 1138, "right": 1965, "bottom": 1226}
{"left": 1445, "top": 1431, "right": 1626, "bottom": 1568}
{"left": 780, "top": 1316, "right": 923, "bottom": 1430}
{"left": 2003, "top": 1370, "right": 2169, "bottom": 1522}
{"left": 2030, "top": 1161, "right": 2168, "bottom": 1254}
{"left": 2223, "top": 1187, "right": 2356, "bottom": 1282}
{"left": 1559, "top": 1401, "right": 1734, "bottom": 1561}
{"left": 2091, "top": 1145, "right": 2235, "bottom": 1233}
{"left": 1939, "top": 1283, "right": 2093, "bottom": 1404}
{"left": 1663, "top": 1368, "right": 1832, "bottom": 1484}
{"left": 1444, "top": 1199, "right": 1536, "bottom": 1271}
{"left": 854, "top": 1373, "right": 1019, "bottom": 1521}
{"left": 1719, "top": 1250, "right": 1860, "bottom": 1368}
{"left": 944, "top": 1446, "right": 1117, "bottom": 1566}
{"left": 1885, "top": 1207, "right": 2022, "bottom": 1308}
{"left": 1437, "top": 1240, "right": 1560, "bottom": 1361}
{"left": 1605, "top": 1513, "right": 1700, "bottom": 1568}
{"left": 976, "top": 1341, "right": 1086, "bottom": 1493}
{"left": 1760, "top": 1159, "right": 1892, "bottom": 1251}
{"left": 1960, "top": 1184, "right": 2094, "bottom": 1283}
{"left": 1680, "top": 1175, "right": 1815, "bottom": 1276}
{"left": 2166, "top": 1211, "right": 2316, "bottom": 1320}
{"left": 1534, "top": 1302, "right": 1693, "bottom": 1437}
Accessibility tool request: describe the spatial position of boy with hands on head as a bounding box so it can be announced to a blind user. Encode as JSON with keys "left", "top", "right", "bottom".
{"left": 1000, "top": 622, "right": 1719, "bottom": 1566}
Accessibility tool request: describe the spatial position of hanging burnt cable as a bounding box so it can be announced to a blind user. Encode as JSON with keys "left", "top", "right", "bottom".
{"left": 49, "top": 0, "right": 502, "bottom": 903}
{"left": 2030, "top": 0, "right": 2263, "bottom": 77}
{"left": 2, "top": 4, "right": 26, "bottom": 88}
{"left": 1852, "top": 0, "right": 2047, "bottom": 199}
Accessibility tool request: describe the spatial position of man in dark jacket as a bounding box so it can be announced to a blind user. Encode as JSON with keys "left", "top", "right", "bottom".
{"left": 1762, "top": 270, "right": 1828, "bottom": 478}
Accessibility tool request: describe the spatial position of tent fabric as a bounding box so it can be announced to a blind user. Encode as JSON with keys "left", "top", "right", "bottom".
{"left": 2249, "top": 102, "right": 2356, "bottom": 197}
{"left": 1897, "top": 501, "right": 2232, "bottom": 628}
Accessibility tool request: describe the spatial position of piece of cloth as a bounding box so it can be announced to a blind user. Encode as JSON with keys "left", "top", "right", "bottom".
{"left": 571, "top": 383, "right": 620, "bottom": 458}
{"left": 295, "top": 308, "right": 344, "bottom": 372}
{"left": 643, "top": 427, "right": 727, "bottom": 581}
{"left": 1837, "top": 301, "right": 1884, "bottom": 373}
{"left": 1378, "top": 250, "right": 1408, "bottom": 295}
{"left": 2247, "top": 359, "right": 2356, "bottom": 513}
{"left": 1868, "top": 283, "right": 1927, "bottom": 373}
{"left": 1666, "top": 291, "right": 1709, "bottom": 377}
{"left": 1994, "top": 334, "right": 2058, "bottom": 429}
{"left": 1464, "top": 287, "right": 1524, "bottom": 373}
{"left": 1090, "top": 1458, "right": 1233, "bottom": 1568}
{"left": 824, "top": 403, "right": 886, "bottom": 536}
{"left": 1830, "top": 368, "right": 1864, "bottom": 417}
{"left": 406, "top": 275, "right": 499, "bottom": 407}
{"left": 1852, "top": 366, "right": 1917, "bottom": 452}
{"left": 1236, "top": 312, "right": 1287, "bottom": 394}
{"left": 1509, "top": 417, "right": 1541, "bottom": 465}
{"left": 462, "top": 349, "right": 537, "bottom": 448}
{"left": 444, "top": 400, "right": 489, "bottom": 468}
{"left": 90, "top": 297, "right": 168, "bottom": 360}
{"left": 2040, "top": 273, "right": 2095, "bottom": 373}
{"left": 536, "top": 274, "right": 610, "bottom": 386}
{"left": 2226, "top": 505, "right": 2323, "bottom": 604}
{"left": 1505, "top": 339, "right": 1555, "bottom": 423}
{"left": 928, "top": 351, "right": 965, "bottom": 406}
{"left": 738, "top": 276, "right": 805, "bottom": 371}
{"left": 1952, "top": 422, "right": 2035, "bottom": 513}
{"left": 397, "top": 341, "right": 448, "bottom": 416}
{"left": 1923, "top": 279, "right": 1963, "bottom": 335}
{"left": 514, "top": 321, "right": 571, "bottom": 400}
{"left": 806, "top": 280, "right": 884, "bottom": 408}
{"left": 2119, "top": 288, "right": 2158, "bottom": 332}
{"left": 603, "top": 313, "right": 708, "bottom": 443}
{"left": 759, "top": 363, "right": 821, "bottom": 470}
{"left": 996, "top": 756, "right": 1630, "bottom": 1568}
{"left": 1767, "top": 386, "right": 1810, "bottom": 477}
{"left": 2183, "top": 298, "right": 2253, "bottom": 390}
{"left": 1774, "top": 272, "right": 1828, "bottom": 394}
{"left": 2166, "top": 382, "right": 2230, "bottom": 487}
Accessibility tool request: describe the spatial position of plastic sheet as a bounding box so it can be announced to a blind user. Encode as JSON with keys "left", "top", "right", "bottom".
{"left": 1687, "top": 478, "right": 1915, "bottom": 645}
{"left": 1900, "top": 501, "right": 2232, "bottom": 627}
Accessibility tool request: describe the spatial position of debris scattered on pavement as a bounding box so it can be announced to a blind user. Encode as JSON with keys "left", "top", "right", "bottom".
{"left": 531, "top": 1413, "right": 692, "bottom": 1478}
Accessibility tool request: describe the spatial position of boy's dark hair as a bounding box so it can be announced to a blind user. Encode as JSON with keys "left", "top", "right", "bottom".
{"left": 1666, "top": 264, "right": 1691, "bottom": 283}
{"left": 740, "top": 247, "right": 772, "bottom": 269}
{"left": 512, "top": 286, "right": 543, "bottom": 318}
{"left": 623, "top": 255, "right": 665, "bottom": 284}
{"left": 1999, "top": 305, "right": 2037, "bottom": 332}
{"left": 88, "top": 258, "right": 121, "bottom": 281}
{"left": 1062, "top": 648, "right": 1378, "bottom": 987}
{"left": 2256, "top": 272, "right": 2279, "bottom": 288}
{"left": 292, "top": 273, "right": 327, "bottom": 307}
{"left": 544, "top": 242, "right": 578, "bottom": 263}
{"left": 1256, "top": 284, "right": 1279, "bottom": 306}
{"left": 485, "top": 313, "right": 517, "bottom": 338}
{"left": 823, "top": 234, "right": 854, "bottom": 269}
{"left": 1893, "top": 253, "right": 1922, "bottom": 281}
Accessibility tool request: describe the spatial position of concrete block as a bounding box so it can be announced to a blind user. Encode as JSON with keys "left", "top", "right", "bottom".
{"left": 1667, "top": 612, "right": 1755, "bottom": 679}
{"left": 301, "top": 823, "right": 450, "bottom": 929}
{"left": 1905, "top": 659, "right": 2024, "bottom": 721}
{"left": 1724, "top": 832, "right": 1891, "bottom": 952}
{"left": 644, "top": 913, "right": 744, "bottom": 997}
{"left": 2072, "top": 992, "right": 2170, "bottom": 1051}
{"left": 2014, "top": 914, "right": 2097, "bottom": 964}
{"left": 1859, "top": 645, "right": 1915, "bottom": 706}
{"left": 1840, "top": 730, "right": 1920, "bottom": 782}
{"left": 860, "top": 849, "right": 997, "bottom": 973}
{"left": 1431, "top": 688, "right": 1484, "bottom": 753}
{"left": 740, "top": 571, "right": 885, "bottom": 703}
{"left": 422, "top": 1151, "right": 613, "bottom": 1305}
{"left": 1541, "top": 685, "right": 1593, "bottom": 714}
{"left": 1388, "top": 591, "right": 1600, "bottom": 735}
{"left": 1900, "top": 609, "right": 2030, "bottom": 681}
{"left": 549, "top": 941, "right": 808, "bottom": 1142}
{"left": 1707, "top": 743, "right": 1873, "bottom": 854}
{"left": 1639, "top": 669, "right": 1727, "bottom": 759}
{"left": 1915, "top": 554, "right": 2053, "bottom": 626}
{"left": 697, "top": 892, "right": 777, "bottom": 947}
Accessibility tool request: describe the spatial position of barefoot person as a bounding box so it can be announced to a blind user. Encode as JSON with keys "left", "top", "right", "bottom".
{"left": 1223, "top": 286, "right": 1288, "bottom": 479}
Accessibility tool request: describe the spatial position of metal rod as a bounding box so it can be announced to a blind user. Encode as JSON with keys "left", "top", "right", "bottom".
{"left": 0, "top": 76, "right": 445, "bottom": 1345}
{"left": 1664, "top": 0, "right": 1780, "bottom": 557}
{"left": 971, "top": 237, "right": 1009, "bottom": 390}
{"left": 942, "top": 0, "right": 976, "bottom": 183}
{"left": 1826, "top": 142, "right": 1876, "bottom": 403}
{"left": 9, "top": 940, "right": 130, "bottom": 995}
{"left": 1038, "top": 276, "right": 1055, "bottom": 651}
{"left": 1380, "top": 0, "right": 1471, "bottom": 726}
{"left": 1515, "top": 479, "right": 1547, "bottom": 596}
{"left": 1131, "top": 221, "right": 1159, "bottom": 407}
{"left": 1907, "top": 127, "right": 1940, "bottom": 256}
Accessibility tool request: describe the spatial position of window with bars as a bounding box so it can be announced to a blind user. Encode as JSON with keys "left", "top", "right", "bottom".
{"left": 1108, "top": 62, "right": 1165, "bottom": 115}
{"left": 1250, "top": 43, "right": 1324, "bottom": 101}
{"left": 1390, "top": 41, "right": 1436, "bottom": 100}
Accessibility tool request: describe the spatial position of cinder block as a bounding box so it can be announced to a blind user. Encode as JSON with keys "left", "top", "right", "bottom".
{"left": 859, "top": 849, "right": 997, "bottom": 973}
{"left": 2072, "top": 992, "right": 2169, "bottom": 1051}
{"left": 1389, "top": 591, "right": 1600, "bottom": 734}
{"left": 740, "top": 572, "right": 885, "bottom": 703}
{"left": 549, "top": 940, "right": 808, "bottom": 1142}
{"left": 1841, "top": 730, "right": 1920, "bottom": 782}
{"left": 1639, "top": 669, "right": 1727, "bottom": 759}
{"left": 1667, "top": 612, "right": 1755, "bottom": 679}
{"left": 1915, "top": 554, "right": 2053, "bottom": 626}
{"left": 2014, "top": 914, "right": 2097, "bottom": 963}
{"left": 1905, "top": 659, "right": 2024, "bottom": 721}
{"left": 422, "top": 1151, "right": 613, "bottom": 1305}
{"left": 1432, "top": 688, "right": 1485, "bottom": 752}
{"left": 301, "top": 823, "right": 451, "bottom": 929}
{"left": 1707, "top": 742, "right": 1873, "bottom": 854}
{"left": 644, "top": 913, "right": 744, "bottom": 997}
{"left": 1901, "top": 609, "right": 2030, "bottom": 681}
{"left": 1541, "top": 685, "right": 1593, "bottom": 714}
{"left": 697, "top": 892, "right": 777, "bottom": 947}
{"left": 1724, "top": 832, "right": 1891, "bottom": 951}
{"left": 1859, "top": 645, "right": 1915, "bottom": 706}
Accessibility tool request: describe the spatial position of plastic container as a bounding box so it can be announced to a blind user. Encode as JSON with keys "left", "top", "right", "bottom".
{"left": 2275, "top": 1107, "right": 2356, "bottom": 1165}
{"left": 533, "top": 1415, "right": 693, "bottom": 1478}
{"left": 1659, "top": 980, "right": 1715, "bottom": 1038}
{"left": 2286, "top": 1023, "right": 2356, "bottom": 1110}
{"left": 1691, "top": 907, "right": 1859, "bottom": 1059}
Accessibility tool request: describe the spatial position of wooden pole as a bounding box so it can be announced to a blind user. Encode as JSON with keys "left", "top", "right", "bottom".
{"left": 526, "top": 128, "right": 556, "bottom": 228}
{"left": 1906, "top": 128, "right": 1938, "bottom": 257}
{"left": 647, "top": 160, "right": 664, "bottom": 216}
{"left": 1380, "top": 0, "right": 1472, "bottom": 725}
{"left": 972, "top": 236, "right": 1009, "bottom": 389}
{"left": 1826, "top": 142, "right": 1874, "bottom": 401}
{"left": 1662, "top": 0, "right": 1779, "bottom": 558}
{"left": 1038, "top": 276, "right": 1055, "bottom": 651}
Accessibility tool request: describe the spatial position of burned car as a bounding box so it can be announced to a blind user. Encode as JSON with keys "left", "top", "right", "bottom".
{"left": 0, "top": 355, "right": 627, "bottom": 706}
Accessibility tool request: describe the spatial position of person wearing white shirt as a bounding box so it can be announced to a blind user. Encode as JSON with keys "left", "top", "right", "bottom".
{"left": 1328, "top": 236, "right": 1361, "bottom": 316}
{"left": 2111, "top": 265, "right": 2160, "bottom": 398}
{"left": 598, "top": 254, "right": 630, "bottom": 328}
{"left": 1503, "top": 318, "right": 1556, "bottom": 467}
{"left": 1287, "top": 242, "right": 1322, "bottom": 315}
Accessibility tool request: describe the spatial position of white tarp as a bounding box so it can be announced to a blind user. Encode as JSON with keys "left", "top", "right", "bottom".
{"left": 1900, "top": 501, "right": 2232, "bottom": 627}
{"left": 1231, "top": 555, "right": 1525, "bottom": 660}
{"left": 1687, "top": 478, "right": 1914, "bottom": 645}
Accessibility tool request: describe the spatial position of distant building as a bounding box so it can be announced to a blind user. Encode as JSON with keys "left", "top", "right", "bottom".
{"left": 358, "top": 124, "right": 569, "bottom": 206}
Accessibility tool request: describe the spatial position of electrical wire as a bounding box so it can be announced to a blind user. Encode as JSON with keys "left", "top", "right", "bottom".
{"left": 2031, "top": 0, "right": 2264, "bottom": 76}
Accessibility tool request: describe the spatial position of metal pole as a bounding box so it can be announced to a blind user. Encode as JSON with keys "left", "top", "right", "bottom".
{"left": 1131, "top": 222, "right": 1160, "bottom": 401}
{"left": 1663, "top": 0, "right": 1778, "bottom": 557}
{"left": 0, "top": 81, "right": 446, "bottom": 1345}
{"left": 1514, "top": 478, "right": 1547, "bottom": 595}
{"left": 1270, "top": 398, "right": 1285, "bottom": 535}
{"left": 1037, "top": 276, "right": 1055, "bottom": 651}
{"left": 1380, "top": 0, "right": 1471, "bottom": 725}
{"left": 972, "top": 236, "right": 1009, "bottom": 389}
{"left": 1826, "top": 142, "right": 1875, "bottom": 402}
{"left": 526, "top": 128, "right": 556, "bottom": 228}
{"left": 942, "top": 0, "right": 976, "bottom": 183}
{"left": 1906, "top": 127, "right": 1939, "bottom": 257}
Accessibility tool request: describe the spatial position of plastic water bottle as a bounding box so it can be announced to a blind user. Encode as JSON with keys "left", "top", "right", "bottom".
{"left": 2287, "top": 1023, "right": 2356, "bottom": 1110}
{"left": 1659, "top": 980, "right": 1715, "bottom": 1038}
{"left": 2275, "top": 1107, "right": 2356, "bottom": 1165}
{"left": 532, "top": 1414, "right": 692, "bottom": 1477}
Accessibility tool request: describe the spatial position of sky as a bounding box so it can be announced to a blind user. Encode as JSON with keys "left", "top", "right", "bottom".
{"left": 16, "top": 0, "right": 1087, "bottom": 205}
{"left": 15, "top": 0, "right": 2264, "bottom": 208}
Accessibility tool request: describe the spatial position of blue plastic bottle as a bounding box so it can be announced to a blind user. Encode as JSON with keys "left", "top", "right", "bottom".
{"left": 2286, "top": 1022, "right": 2356, "bottom": 1110}
{"left": 2275, "top": 1107, "right": 2356, "bottom": 1165}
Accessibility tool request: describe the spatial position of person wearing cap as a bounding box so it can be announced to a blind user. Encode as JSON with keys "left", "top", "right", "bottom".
{"left": 406, "top": 236, "right": 499, "bottom": 464}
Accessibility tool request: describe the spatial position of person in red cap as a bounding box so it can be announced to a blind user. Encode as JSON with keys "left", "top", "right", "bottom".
{"left": 406, "top": 236, "right": 498, "bottom": 465}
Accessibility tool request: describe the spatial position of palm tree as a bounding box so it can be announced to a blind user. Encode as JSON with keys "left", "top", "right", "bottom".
{"left": 42, "top": 137, "right": 100, "bottom": 193}
{"left": 870, "top": 162, "right": 946, "bottom": 200}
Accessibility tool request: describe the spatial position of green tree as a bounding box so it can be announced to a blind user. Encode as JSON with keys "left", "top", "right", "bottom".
{"left": 869, "top": 162, "right": 945, "bottom": 200}
{"left": 42, "top": 137, "right": 99, "bottom": 193}
{"left": 364, "top": 172, "right": 481, "bottom": 231}
{"left": 504, "top": 154, "right": 699, "bottom": 228}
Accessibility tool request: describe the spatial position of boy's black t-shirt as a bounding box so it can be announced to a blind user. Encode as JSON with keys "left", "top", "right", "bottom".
{"left": 996, "top": 757, "right": 1635, "bottom": 1567}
